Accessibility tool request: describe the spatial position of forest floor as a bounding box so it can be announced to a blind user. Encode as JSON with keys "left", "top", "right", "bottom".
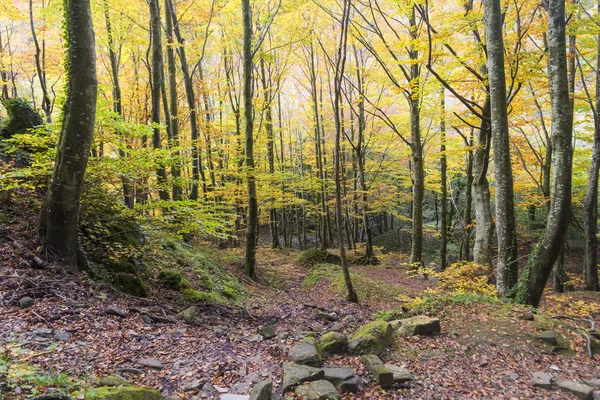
{"left": 1, "top": 242, "right": 600, "bottom": 399}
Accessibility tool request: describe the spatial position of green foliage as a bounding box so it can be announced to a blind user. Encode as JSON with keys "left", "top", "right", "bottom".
{"left": 295, "top": 248, "right": 341, "bottom": 266}
{"left": 158, "top": 268, "right": 187, "bottom": 291}
{"left": 0, "top": 98, "right": 44, "bottom": 139}
{"left": 113, "top": 273, "right": 148, "bottom": 297}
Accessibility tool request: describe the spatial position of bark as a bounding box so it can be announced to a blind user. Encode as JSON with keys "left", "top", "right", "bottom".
{"left": 29, "top": 0, "right": 52, "bottom": 122}
{"left": 462, "top": 130, "right": 474, "bottom": 261}
{"left": 484, "top": 0, "right": 518, "bottom": 295}
{"left": 0, "top": 31, "right": 9, "bottom": 100}
{"left": 440, "top": 89, "right": 448, "bottom": 271}
{"left": 521, "top": 0, "right": 573, "bottom": 307}
{"left": 39, "top": 0, "right": 97, "bottom": 270}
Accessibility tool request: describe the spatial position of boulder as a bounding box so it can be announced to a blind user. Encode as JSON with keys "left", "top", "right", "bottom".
{"left": 362, "top": 354, "right": 393, "bottom": 389}
{"left": 534, "top": 331, "right": 557, "bottom": 346}
{"left": 180, "top": 306, "right": 198, "bottom": 324}
{"left": 249, "top": 379, "right": 272, "bottom": 400}
{"left": 555, "top": 379, "right": 594, "bottom": 400}
{"left": 531, "top": 372, "right": 552, "bottom": 389}
{"left": 384, "top": 364, "right": 413, "bottom": 383}
{"left": 338, "top": 377, "right": 358, "bottom": 394}
{"left": 105, "top": 306, "right": 128, "bottom": 318}
{"left": 584, "top": 378, "right": 600, "bottom": 388}
{"left": 135, "top": 357, "right": 164, "bottom": 370}
{"left": 294, "top": 380, "right": 340, "bottom": 400}
{"left": 282, "top": 362, "right": 324, "bottom": 393}
{"left": 396, "top": 316, "right": 440, "bottom": 336}
{"left": 97, "top": 375, "right": 131, "bottom": 387}
{"left": 288, "top": 337, "right": 322, "bottom": 367}
{"left": 321, "top": 367, "right": 356, "bottom": 393}
{"left": 75, "top": 386, "right": 162, "bottom": 400}
{"left": 348, "top": 320, "right": 394, "bottom": 355}
{"left": 113, "top": 273, "right": 148, "bottom": 297}
{"left": 19, "top": 296, "right": 34, "bottom": 308}
{"left": 319, "top": 332, "right": 347, "bottom": 354}
{"left": 183, "top": 378, "right": 206, "bottom": 392}
{"left": 54, "top": 330, "right": 71, "bottom": 341}
{"left": 260, "top": 326, "right": 276, "bottom": 340}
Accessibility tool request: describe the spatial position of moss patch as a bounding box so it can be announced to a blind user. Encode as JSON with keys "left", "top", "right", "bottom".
{"left": 296, "top": 248, "right": 341, "bottom": 266}
{"left": 75, "top": 386, "right": 162, "bottom": 400}
{"left": 158, "top": 268, "right": 187, "bottom": 291}
{"left": 113, "top": 273, "right": 148, "bottom": 297}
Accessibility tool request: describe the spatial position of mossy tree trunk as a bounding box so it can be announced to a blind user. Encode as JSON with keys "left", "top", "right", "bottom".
{"left": 38, "top": 0, "right": 98, "bottom": 270}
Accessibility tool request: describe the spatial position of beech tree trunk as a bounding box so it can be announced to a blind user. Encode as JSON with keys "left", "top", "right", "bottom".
{"left": 440, "top": 89, "right": 448, "bottom": 271}
{"left": 39, "top": 0, "right": 97, "bottom": 270}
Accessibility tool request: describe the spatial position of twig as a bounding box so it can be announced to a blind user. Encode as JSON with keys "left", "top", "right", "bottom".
{"left": 580, "top": 333, "right": 594, "bottom": 359}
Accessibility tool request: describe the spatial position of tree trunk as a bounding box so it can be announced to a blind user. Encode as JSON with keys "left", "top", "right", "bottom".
{"left": 440, "top": 89, "right": 448, "bottom": 271}
{"left": 39, "top": 0, "right": 97, "bottom": 270}
{"left": 29, "top": 0, "right": 52, "bottom": 122}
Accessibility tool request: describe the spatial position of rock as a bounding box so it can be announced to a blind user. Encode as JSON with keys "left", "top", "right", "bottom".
{"left": 135, "top": 357, "right": 164, "bottom": 370}
{"left": 105, "top": 306, "right": 128, "bottom": 318}
{"left": 479, "top": 361, "right": 489, "bottom": 367}
{"left": 33, "top": 328, "right": 53, "bottom": 337}
{"left": 555, "top": 379, "right": 594, "bottom": 400}
{"left": 531, "top": 372, "right": 553, "bottom": 389}
{"left": 384, "top": 364, "right": 413, "bottom": 383}
{"left": 321, "top": 366, "right": 356, "bottom": 393}
{"left": 535, "top": 330, "right": 557, "bottom": 346}
{"left": 184, "top": 379, "right": 206, "bottom": 392}
{"left": 348, "top": 320, "right": 394, "bottom": 355}
{"left": 396, "top": 316, "right": 440, "bottom": 336}
{"left": 584, "top": 378, "right": 600, "bottom": 387}
{"left": 248, "top": 334, "right": 263, "bottom": 343}
{"left": 221, "top": 395, "right": 250, "bottom": 400}
{"left": 113, "top": 273, "right": 148, "bottom": 297}
{"left": 19, "top": 296, "right": 34, "bottom": 308}
{"left": 319, "top": 332, "right": 347, "bottom": 354}
{"left": 362, "top": 354, "right": 393, "bottom": 389}
{"left": 316, "top": 310, "right": 338, "bottom": 322}
{"left": 502, "top": 371, "right": 519, "bottom": 380}
{"left": 214, "top": 325, "right": 228, "bottom": 336}
{"left": 518, "top": 313, "right": 535, "bottom": 321}
{"left": 142, "top": 314, "right": 153, "bottom": 324}
{"left": 53, "top": 330, "right": 71, "bottom": 341}
{"left": 116, "top": 367, "right": 146, "bottom": 375}
{"left": 181, "top": 306, "right": 198, "bottom": 324}
{"left": 75, "top": 386, "right": 162, "bottom": 399}
{"left": 98, "top": 375, "right": 131, "bottom": 387}
{"left": 288, "top": 337, "right": 322, "bottom": 367}
{"left": 330, "top": 322, "right": 343, "bottom": 332}
{"left": 282, "top": 362, "right": 324, "bottom": 393}
{"left": 249, "top": 378, "right": 272, "bottom": 400}
{"left": 338, "top": 377, "right": 358, "bottom": 394}
{"left": 389, "top": 320, "right": 402, "bottom": 330}
{"left": 294, "top": 380, "right": 340, "bottom": 400}
{"left": 260, "top": 326, "right": 276, "bottom": 340}
{"left": 215, "top": 385, "right": 229, "bottom": 393}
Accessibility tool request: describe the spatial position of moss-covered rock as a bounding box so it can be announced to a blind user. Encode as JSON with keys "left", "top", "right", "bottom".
{"left": 75, "top": 386, "right": 163, "bottom": 400}
{"left": 183, "top": 288, "right": 223, "bottom": 304}
{"left": 348, "top": 320, "right": 394, "bottom": 355}
{"left": 288, "top": 337, "right": 323, "bottom": 367}
{"left": 97, "top": 375, "right": 131, "bottom": 387}
{"left": 319, "top": 331, "right": 347, "bottom": 354}
{"left": 0, "top": 98, "right": 44, "bottom": 139}
{"left": 158, "top": 268, "right": 187, "bottom": 291}
{"left": 395, "top": 316, "right": 441, "bottom": 336}
{"left": 113, "top": 273, "right": 148, "bottom": 297}
{"left": 107, "top": 260, "right": 137, "bottom": 274}
{"left": 295, "top": 248, "right": 341, "bottom": 266}
{"left": 180, "top": 306, "right": 198, "bottom": 324}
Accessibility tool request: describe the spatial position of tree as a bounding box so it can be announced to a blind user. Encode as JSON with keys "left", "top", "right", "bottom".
{"left": 483, "top": 0, "right": 518, "bottom": 295}
{"left": 38, "top": 0, "right": 97, "bottom": 269}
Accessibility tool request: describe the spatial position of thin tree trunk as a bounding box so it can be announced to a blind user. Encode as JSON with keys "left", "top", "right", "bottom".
{"left": 29, "top": 0, "right": 52, "bottom": 122}
{"left": 440, "top": 89, "right": 448, "bottom": 271}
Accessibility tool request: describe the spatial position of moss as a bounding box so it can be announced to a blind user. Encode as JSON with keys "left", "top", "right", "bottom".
{"left": 183, "top": 288, "right": 223, "bottom": 304}
{"left": 113, "top": 273, "right": 148, "bottom": 297}
{"left": 348, "top": 320, "right": 394, "bottom": 354}
{"left": 295, "top": 248, "right": 341, "bottom": 266}
{"left": 75, "top": 386, "right": 162, "bottom": 400}
{"left": 302, "top": 264, "right": 338, "bottom": 287}
{"left": 222, "top": 284, "right": 240, "bottom": 300}
{"left": 107, "top": 260, "right": 137, "bottom": 274}
{"left": 319, "top": 332, "right": 347, "bottom": 354}
{"left": 158, "top": 268, "right": 187, "bottom": 291}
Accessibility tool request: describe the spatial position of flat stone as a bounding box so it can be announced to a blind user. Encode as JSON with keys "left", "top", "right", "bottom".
{"left": 348, "top": 320, "right": 394, "bottom": 355}
{"left": 531, "top": 372, "right": 552, "bottom": 389}
{"left": 362, "top": 354, "right": 393, "bottom": 389}
{"left": 535, "top": 330, "right": 557, "bottom": 346}
{"left": 338, "top": 377, "right": 358, "bottom": 394}
{"left": 384, "top": 364, "right": 413, "bottom": 383}
{"left": 584, "top": 378, "right": 600, "bottom": 387}
{"left": 33, "top": 328, "right": 53, "bottom": 337}
{"left": 319, "top": 332, "right": 347, "bottom": 354}
{"left": 294, "top": 380, "right": 340, "bottom": 399}
{"left": 502, "top": 371, "right": 519, "bottom": 380}
{"left": 98, "top": 375, "right": 131, "bottom": 387}
{"left": 288, "top": 337, "right": 322, "bottom": 367}
{"left": 249, "top": 379, "right": 272, "bottom": 400}
{"left": 184, "top": 379, "right": 206, "bottom": 392}
{"left": 282, "top": 362, "right": 324, "bottom": 393}
{"left": 215, "top": 385, "right": 229, "bottom": 393}
{"left": 555, "top": 379, "right": 594, "bottom": 400}
{"left": 142, "top": 314, "right": 153, "bottom": 324}
{"left": 316, "top": 310, "right": 338, "bottom": 321}
{"left": 260, "top": 326, "right": 276, "bottom": 340}
{"left": 220, "top": 395, "right": 250, "bottom": 400}
{"left": 248, "top": 334, "right": 262, "bottom": 343}
{"left": 322, "top": 367, "right": 354, "bottom": 386}
{"left": 396, "top": 316, "right": 440, "bottom": 336}
{"left": 19, "top": 296, "right": 34, "bottom": 308}
{"left": 54, "top": 330, "right": 71, "bottom": 341}
{"left": 105, "top": 306, "right": 128, "bottom": 318}
{"left": 518, "top": 313, "right": 535, "bottom": 321}
{"left": 135, "top": 357, "right": 164, "bottom": 370}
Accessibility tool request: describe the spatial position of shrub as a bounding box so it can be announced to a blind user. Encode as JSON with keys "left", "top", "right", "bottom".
{"left": 439, "top": 261, "right": 496, "bottom": 297}
{"left": 295, "top": 248, "right": 341, "bottom": 266}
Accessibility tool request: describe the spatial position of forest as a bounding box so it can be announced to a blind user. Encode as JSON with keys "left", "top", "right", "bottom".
{"left": 1, "top": 0, "right": 600, "bottom": 397}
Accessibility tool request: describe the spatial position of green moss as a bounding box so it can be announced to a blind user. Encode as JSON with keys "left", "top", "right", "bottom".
{"left": 348, "top": 320, "right": 394, "bottom": 355}
{"left": 113, "top": 273, "right": 148, "bottom": 297}
{"left": 75, "top": 386, "right": 162, "bottom": 400}
{"left": 107, "top": 260, "right": 137, "bottom": 274}
{"left": 295, "top": 248, "right": 341, "bottom": 266}
{"left": 183, "top": 288, "right": 223, "bottom": 304}
{"left": 158, "top": 268, "right": 187, "bottom": 291}
{"left": 222, "top": 284, "right": 240, "bottom": 300}
{"left": 302, "top": 264, "right": 337, "bottom": 287}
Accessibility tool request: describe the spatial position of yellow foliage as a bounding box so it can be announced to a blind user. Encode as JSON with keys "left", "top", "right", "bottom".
{"left": 543, "top": 294, "right": 600, "bottom": 318}
{"left": 438, "top": 261, "right": 497, "bottom": 297}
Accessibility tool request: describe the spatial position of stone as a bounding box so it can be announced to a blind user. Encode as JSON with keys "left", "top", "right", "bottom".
{"left": 221, "top": 395, "right": 250, "bottom": 400}
{"left": 584, "top": 378, "right": 600, "bottom": 387}
{"left": 19, "top": 296, "right": 34, "bottom": 308}
{"left": 117, "top": 367, "right": 145, "bottom": 375}
{"left": 105, "top": 306, "right": 128, "bottom": 318}
{"left": 319, "top": 332, "right": 347, "bottom": 354}
{"left": 535, "top": 331, "right": 557, "bottom": 346}
{"left": 396, "top": 316, "right": 440, "bottom": 336}
{"left": 316, "top": 310, "right": 338, "bottom": 321}
{"left": 384, "top": 364, "right": 413, "bottom": 383}
{"left": 181, "top": 306, "right": 198, "bottom": 324}
{"left": 531, "top": 372, "right": 553, "bottom": 389}
{"left": 98, "top": 375, "right": 131, "bottom": 387}
{"left": 248, "top": 334, "right": 263, "bottom": 343}
{"left": 502, "top": 371, "right": 519, "bottom": 380}
{"left": 142, "top": 314, "right": 153, "bottom": 324}
{"left": 215, "top": 385, "right": 229, "bottom": 393}
{"left": 362, "top": 354, "right": 393, "bottom": 389}
{"left": 135, "top": 357, "right": 164, "bottom": 370}
{"left": 321, "top": 367, "right": 354, "bottom": 386}
{"left": 249, "top": 378, "right": 272, "bottom": 400}
{"left": 75, "top": 386, "right": 162, "bottom": 399}
{"left": 184, "top": 379, "right": 206, "bottom": 392}
{"left": 282, "top": 362, "right": 325, "bottom": 393}
{"left": 33, "top": 328, "right": 53, "bottom": 337}
{"left": 260, "top": 326, "right": 276, "bottom": 340}
{"left": 53, "top": 330, "right": 71, "bottom": 341}
{"left": 389, "top": 320, "right": 403, "bottom": 330}
{"left": 294, "top": 380, "right": 340, "bottom": 400}
{"left": 348, "top": 320, "right": 394, "bottom": 355}
{"left": 338, "top": 377, "right": 358, "bottom": 394}
{"left": 518, "top": 313, "right": 535, "bottom": 321}
{"left": 288, "top": 337, "right": 322, "bottom": 367}
{"left": 555, "top": 379, "right": 594, "bottom": 400}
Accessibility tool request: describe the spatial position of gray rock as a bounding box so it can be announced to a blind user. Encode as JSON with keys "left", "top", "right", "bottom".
{"left": 319, "top": 332, "right": 347, "bottom": 354}
{"left": 518, "top": 313, "right": 535, "bottom": 321}
{"left": 142, "top": 314, "right": 153, "bottom": 324}
{"left": 316, "top": 310, "right": 337, "bottom": 321}
{"left": 98, "top": 375, "right": 131, "bottom": 387}
{"left": 584, "top": 378, "right": 600, "bottom": 388}
{"left": 220, "top": 395, "right": 250, "bottom": 400}
{"left": 135, "top": 357, "right": 164, "bottom": 370}
{"left": 535, "top": 331, "right": 557, "bottom": 346}
{"left": 248, "top": 334, "right": 263, "bottom": 343}
{"left": 362, "top": 354, "right": 393, "bottom": 389}
{"left": 184, "top": 379, "right": 206, "bottom": 392}
{"left": 215, "top": 385, "right": 229, "bottom": 393}
{"left": 384, "top": 364, "right": 413, "bottom": 383}
{"left": 249, "top": 379, "right": 272, "bottom": 400}
{"left": 53, "top": 330, "right": 71, "bottom": 341}
{"left": 338, "top": 377, "right": 358, "bottom": 394}
{"left": 181, "top": 306, "right": 198, "bottom": 324}
{"left": 348, "top": 321, "right": 394, "bottom": 355}
{"left": 288, "top": 337, "right": 322, "bottom": 367}
{"left": 531, "top": 372, "right": 552, "bottom": 389}
{"left": 105, "top": 306, "right": 128, "bottom": 318}
{"left": 260, "top": 326, "right": 276, "bottom": 340}
{"left": 555, "top": 379, "right": 594, "bottom": 400}
{"left": 502, "top": 371, "right": 519, "bottom": 380}
{"left": 116, "top": 367, "right": 146, "bottom": 375}
{"left": 19, "top": 296, "right": 34, "bottom": 308}
{"left": 294, "top": 380, "right": 340, "bottom": 399}
{"left": 321, "top": 367, "right": 354, "bottom": 386}
{"left": 282, "top": 362, "right": 324, "bottom": 393}
{"left": 33, "top": 328, "right": 53, "bottom": 337}
{"left": 214, "top": 325, "right": 228, "bottom": 336}
{"left": 396, "top": 316, "right": 440, "bottom": 336}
